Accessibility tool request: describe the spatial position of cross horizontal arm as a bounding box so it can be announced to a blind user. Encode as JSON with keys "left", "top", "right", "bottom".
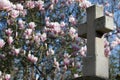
{"left": 95, "top": 16, "right": 114, "bottom": 33}
{"left": 78, "top": 23, "right": 87, "bottom": 38}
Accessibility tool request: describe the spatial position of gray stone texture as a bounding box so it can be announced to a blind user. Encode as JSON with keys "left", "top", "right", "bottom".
{"left": 78, "top": 5, "right": 114, "bottom": 79}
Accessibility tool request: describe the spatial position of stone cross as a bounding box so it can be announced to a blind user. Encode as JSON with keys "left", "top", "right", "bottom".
{"left": 78, "top": 5, "right": 114, "bottom": 79}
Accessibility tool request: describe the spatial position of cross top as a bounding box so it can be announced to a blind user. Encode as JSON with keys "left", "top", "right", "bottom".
{"left": 78, "top": 5, "right": 114, "bottom": 79}
{"left": 78, "top": 5, "right": 114, "bottom": 38}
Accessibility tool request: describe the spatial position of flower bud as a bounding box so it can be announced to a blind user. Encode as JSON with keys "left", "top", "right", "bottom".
{"left": 0, "top": 39, "right": 5, "bottom": 48}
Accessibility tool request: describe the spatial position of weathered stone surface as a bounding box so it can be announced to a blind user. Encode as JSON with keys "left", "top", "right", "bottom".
{"left": 78, "top": 5, "right": 114, "bottom": 79}
{"left": 95, "top": 16, "right": 114, "bottom": 33}
{"left": 86, "top": 5, "right": 104, "bottom": 19}
{"left": 82, "top": 38, "right": 109, "bottom": 78}
{"left": 78, "top": 6, "right": 114, "bottom": 38}
{"left": 78, "top": 23, "right": 87, "bottom": 38}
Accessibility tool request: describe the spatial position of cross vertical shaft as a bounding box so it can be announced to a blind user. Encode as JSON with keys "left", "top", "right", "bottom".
{"left": 78, "top": 5, "right": 114, "bottom": 79}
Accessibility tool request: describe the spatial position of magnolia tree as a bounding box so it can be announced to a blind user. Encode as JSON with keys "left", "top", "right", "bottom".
{"left": 0, "top": 0, "right": 119, "bottom": 80}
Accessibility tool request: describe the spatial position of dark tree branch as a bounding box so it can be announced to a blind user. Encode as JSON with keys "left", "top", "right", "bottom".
{"left": 33, "top": 63, "right": 47, "bottom": 80}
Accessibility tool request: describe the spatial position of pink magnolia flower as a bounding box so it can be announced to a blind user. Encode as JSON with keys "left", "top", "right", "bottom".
{"left": 104, "top": 40, "right": 109, "bottom": 47}
{"left": 7, "top": 18, "right": 14, "bottom": 25}
{"left": 18, "top": 19, "right": 25, "bottom": 25}
{"left": 80, "top": 50, "right": 86, "bottom": 57}
{"left": 54, "top": 61, "right": 59, "bottom": 68}
{"left": 9, "top": 10, "right": 19, "bottom": 18}
{"left": 69, "top": 27, "right": 76, "bottom": 35}
{"left": 5, "top": 28, "right": 13, "bottom": 36}
{"left": 79, "top": 46, "right": 87, "bottom": 57}
{"left": 52, "top": 0, "right": 58, "bottom": 4}
{"left": 5, "top": 74, "right": 11, "bottom": 80}
{"left": 36, "top": 32, "right": 41, "bottom": 37}
{"left": 104, "top": 46, "right": 110, "bottom": 57}
{"left": 28, "top": 22, "right": 36, "bottom": 29}
{"left": 60, "top": 21, "right": 66, "bottom": 28}
{"left": 45, "top": 18, "right": 50, "bottom": 26}
{"left": 72, "top": 62, "right": 75, "bottom": 67}
{"left": 115, "top": 37, "right": 120, "bottom": 44}
{"left": 66, "top": 0, "right": 72, "bottom": 5}
{"left": 82, "top": 46, "right": 87, "bottom": 52}
{"left": 28, "top": 54, "right": 38, "bottom": 63}
{"left": 79, "top": 0, "right": 91, "bottom": 9}
{"left": 63, "top": 65, "right": 67, "bottom": 70}
{"left": 0, "top": 54, "right": 5, "bottom": 59}
{"left": 40, "top": 33, "right": 47, "bottom": 42}
{"left": 46, "top": 48, "right": 55, "bottom": 56}
{"left": 18, "top": 19, "right": 25, "bottom": 29}
{"left": 35, "top": 0, "right": 44, "bottom": 10}
{"left": 16, "top": 3, "right": 23, "bottom": 10}
{"left": 0, "top": 0, "right": 12, "bottom": 10}
{"left": 33, "top": 35, "right": 40, "bottom": 43}
{"left": 117, "top": 33, "right": 120, "bottom": 38}
{"left": 69, "top": 15, "right": 76, "bottom": 24}
{"left": 76, "top": 0, "right": 84, "bottom": 2}
{"left": 54, "top": 61, "right": 60, "bottom": 70}
{"left": 69, "top": 27, "right": 78, "bottom": 39}
{"left": 11, "top": 4, "right": 16, "bottom": 9}
{"left": 74, "top": 74, "right": 79, "bottom": 78}
{"left": 49, "top": 22, "right": 55, "bottom": 28}
{"left": 12, "top": 48, "right": 20, "bottom": 56}
{"left": 24, "top": 29, "right": 33, "bottom": 36}
{"left": 64, "top": 53, "right": 71, "bottom": 58}
{"left": 54, "top": 57, "right": 57, "bottom": 62}
{"left": 49, "top": 4, "right": 54, "bottom": 10}
{"left": 105, "top": 11, "right": 113, "bottom": 17}
{"left": 26, "top": 1, "right": 35, "bottom": 9}
{"left": 64, "top": 58, "right": 70, "bottom": 65}
{"left": 48, "top": 48, "right": 54, "bottom": 55}
{"left": 32, "top": 57, "right": 38, "bottom": 63}
{"left": 110, "top": 41, "right": 118, "bottom": 49}
{"left": 7, "top": 36, "right": 13, "bottom": 45}
{"left": 46, "top": 21, "right": 50, "bottom": 27}
{"left": 20, "top": 9, "right": 27, "bottom": 17}
{"left": 45, "top": 17, "right": 50, "bottom": 22}
{"left": 53, "top": 22, "right": 61, "bottom": 33}
{"left": 46, "top": 51, "right": 50, "bottom": 56}
{"left": 54, "top": 58, "right": 60, "bottom": 69}
{"left": 76, "top": 62, "right": 81, "bottom": 68}
{"left": 0, "top": 39, "right": 5, "bottom": 48}
{"left": 24, "top": 29, "right": 33, "bottom": 39}
{"left": 0, "top": 71, "right": 2, "bottom": 76}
